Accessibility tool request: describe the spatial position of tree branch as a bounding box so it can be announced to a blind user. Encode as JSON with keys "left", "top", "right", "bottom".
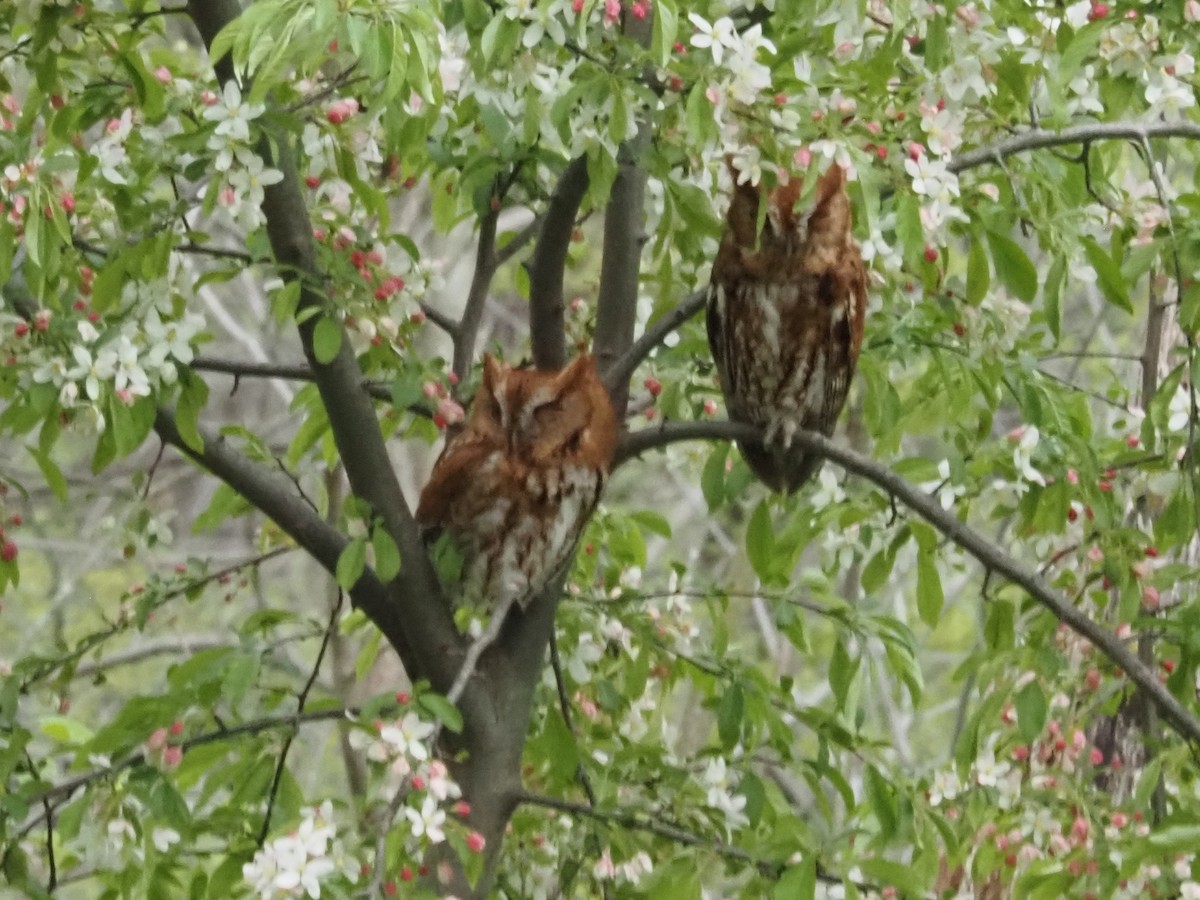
{"left": 153, "top": 407, "right": 414, "bottom": 666}
{"left": 187, "top": 0, "right": 458, "bottom": 691}
{"left": 603, "top": 290, "right": 707, "bottom": 394}
{"left": 517, "top": 790, "right": 778, "bottom": 876}
{"left": 949, "top": 121, "right": 1200, "bottom": 175}
{"left": 453, "top": 203, "right": 500, "bottom": 382}
{"left": 593, "top": 128, "right": 650, "bottom": 417}
{"left": 528, "top": 155, "right": 589, "bottom": 370}
{"left": 616, "top": 420, "right": 1200, "bottom": 746}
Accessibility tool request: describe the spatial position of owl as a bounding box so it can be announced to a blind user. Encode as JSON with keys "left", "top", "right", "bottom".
{"left": 415, "top": 353, "right": 619, "bottom": 614}
{"left": 706, "top": 163, "right": 868, "bottom": 493}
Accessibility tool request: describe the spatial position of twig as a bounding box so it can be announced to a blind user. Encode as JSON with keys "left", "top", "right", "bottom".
{"left": 603, "top": 290, "right": 708, "bottom": 395}
{"left": 20, "top": 548, "right": 295, "bottom": 689}
{"left": 257, "top": 591, "right": 344, "bottom": 845}
{"left": 615, "top": 419, "right": 1200, "bottom": 746}
{"left": 495, "top": 215, "right": 543, "bottom": 267}
{"left": 549, "top": 634, "right": 599, "bottom": 806}
{"left": 516, "top": 790, "right": 789, "bottom": 877}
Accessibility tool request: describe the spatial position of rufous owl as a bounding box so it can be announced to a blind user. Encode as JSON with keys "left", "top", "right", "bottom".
{"left": 415, "top": 353, "right": 618, "bottom": 611}
{"left": 706, "top": 163, "right": 868, "bottom": 493}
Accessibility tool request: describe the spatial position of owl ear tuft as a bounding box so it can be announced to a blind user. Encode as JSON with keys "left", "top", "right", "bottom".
{"left": 553, "top": 354, "right": 595, "bottom": 392}
{"left": 482, "top": 354, "right": 506, "bottom": 391}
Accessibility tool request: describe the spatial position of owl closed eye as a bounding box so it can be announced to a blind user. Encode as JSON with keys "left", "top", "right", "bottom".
{"left": 415, "top": 353, "right": 618, "bottom": 612}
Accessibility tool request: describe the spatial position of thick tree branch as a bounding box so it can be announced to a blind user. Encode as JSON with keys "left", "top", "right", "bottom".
{"left": 528, "top": 155, "right": 589, "bottom": 370}
{"left": 949, "top": 121, "right": 1200, "bottom": 175}
{"left": 593, "top": 128, "right": 650, "bottom": 417}
{"left": 153, "top": 408, "right": 413, "bottom": 664}
{"left": 603, "top": 289, "right": 707, "bottom": 394}
{"left": 617, "top": 420, "right": 1200, "bottom": 746}
{"left": 187, "top": 0, "right": 458, "bottom": 691}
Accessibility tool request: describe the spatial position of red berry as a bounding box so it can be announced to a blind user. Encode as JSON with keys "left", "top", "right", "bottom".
{"left": 923, "top": 245, "right": 939, "bottom": 263}
{"left": 14, "top": 322, "right": 28, "bottom": 338}
{"left": 1, "top": 539, "right": 16, "bottom": 562}
{"left": 644, "top": 376, "right": 662, "bottom": 397}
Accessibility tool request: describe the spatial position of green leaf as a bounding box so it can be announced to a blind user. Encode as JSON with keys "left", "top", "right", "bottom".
{"left": 746, "top": 500, "right": 775, "bottom": 581}
{"left": 986, "top": 231, "right": 1038, "bottom": 302}
{"left": 540, "top": 709, "right": 580, "bottom": 782}
{"left": 966, "top": 235, "right": 990, "bottom": 305}
{"left": 175, "top": 374, "right": 209, "bottom": 454}
{"left": 774, "top": 859, "right": 816, "bottom": 900}
{"left": 418, "top": 693, "right": 463, "bottom": 733}
{"left": 652, "top": 0, "right": 678, "bottom": 66}
{"left": 28, "top": 448, "right": 68, "bottom": 503}
{"left": 312, "top": 316, "right": 342, "bottom": 364}
{"left": 701, "top": 444, "right": 728, "bottom": 510}
{"left": 916, "top": 549, "right": 944, "bottom": 627}
{"left": 40, "top": 715, "right": 94, "bottom": 745}
{"left": 717, "top": 682, "right": 744, "bottom": 749}
{"left": 1082, "top": 236, "right": 1132, "bottom": 313}
{"left": 335, "top": 538, "right": 367, "bottom": 591}
{"left": 1042, "top": 255, "right": 1066, "bottom": 341}
{"left": 1014, "top": 680, "right": 1047, "bottom": 743}
{"left": 828, "top": 639, "right": 858, "bottom": 711}
{"left": 631, "top": 510, "right": 672, "bottom": 538}
{"left": 372, "top": 527, "right": 402, "bottom": 582}
{"left": 864, "top": 765, "right": 897, "bottom": 838}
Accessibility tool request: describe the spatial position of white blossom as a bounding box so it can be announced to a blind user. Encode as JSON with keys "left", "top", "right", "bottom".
{"left": 1011, "top": 425, "right": 1046, "bottom": 486}
{"left": 688, "top": 14, "right": 739, "bottom": 66}
{"left": 202, "top": 80, "right": 265, "bottom": 143}
{"left": 405, "top": 794, "right": 447, "bottom": 843}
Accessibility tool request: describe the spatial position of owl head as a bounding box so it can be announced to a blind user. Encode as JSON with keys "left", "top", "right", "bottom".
{"left": 722, "top": 161, "right": 851, "bottom": 261}
{"left": 471, "top": 354, "right": 619, "bottom": 468}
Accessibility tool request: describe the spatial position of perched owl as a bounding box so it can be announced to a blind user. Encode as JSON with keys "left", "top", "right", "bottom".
{"left": 706, "top": 163, "right": 868, "bottom": 493}
{"left": 415, "top": 353, "right": 619, "bottom": 613}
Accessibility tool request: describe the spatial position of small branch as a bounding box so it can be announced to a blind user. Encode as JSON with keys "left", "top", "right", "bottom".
{"left": 495, "top": 215, "right": 542, "bottom": 267}
{"left": 453, "top": 203, "right": 501, "bottom": 382}
{"left": 190, "top": 356, "right": 430, "bottom": 410}
{"left": 418, "top": 302, "right": 459, "bottom": 337}
{"left": 603, "top": 290, "right": 707, "bottom": 394}
{"left": 516, "top": 791, "right": 778, "bottom": 876}
{"left": 191, "top": 356, "right": 315, "bottom": 381}
{"left": 549, "top": 635, "right": 599, "bottom": 806}
{"left": 528, "top": 156, "right": 590, "bottom": 370}
{"left": 27, "top": 708, "right": 352, "bottom": 814}
{"left": 21, "top": 548, "right": 294, "bottom": 690}
{"left": 153, "top": 407, "right": 415, "bottom": 666}
{"left": 616, "top": 420, "right": 1200, "bottom": 746}
{"left": 258, "top": 591, "right": 343, "bottom": 845}
{"left": 948, "top": 122, "right": 1200, "bottom": 175}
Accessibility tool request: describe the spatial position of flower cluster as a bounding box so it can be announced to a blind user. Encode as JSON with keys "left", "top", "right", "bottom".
{"left": 242, "top": 801, "right": 358, "bottom": 899}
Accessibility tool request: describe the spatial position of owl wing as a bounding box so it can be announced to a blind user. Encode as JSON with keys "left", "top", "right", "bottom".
{"left": 415, "top": 433, "right": 496, "bottom": 528}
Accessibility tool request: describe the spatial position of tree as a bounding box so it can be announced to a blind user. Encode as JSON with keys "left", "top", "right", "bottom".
{"left": 2, "top": 0, "right": 1200, "bottom": 897}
